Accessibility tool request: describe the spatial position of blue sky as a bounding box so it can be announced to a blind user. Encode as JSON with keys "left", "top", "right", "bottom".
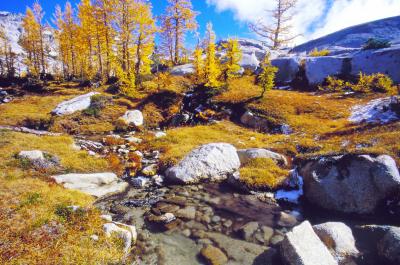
{"left": 0, "top": 0, "right": 250, "bottom": 48}
{"left": 1, "top": 0, "right": 399, "bottom": 47}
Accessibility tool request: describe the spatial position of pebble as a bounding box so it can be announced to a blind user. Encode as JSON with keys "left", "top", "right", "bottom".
{"left": 90, "top": 235, "right": 99, "bottom": 241}
{"left": 201, "top": 245, "right": 228, "bottom": 265}
{"left": 223, "top": 220, "right": 233, "bottom": 228}
{"left": 270, "top": 234, "right": 284, "bottom": 246}
{"left": 211, "top": 216, "right": 221, "bottom": 223}
{"left": 182, "top": 229, "right": 191, "bottom": 237}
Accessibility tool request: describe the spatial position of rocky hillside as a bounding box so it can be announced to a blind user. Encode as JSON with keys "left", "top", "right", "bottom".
{"left": 292, "top": 15, "right": 400, "bottom": 54}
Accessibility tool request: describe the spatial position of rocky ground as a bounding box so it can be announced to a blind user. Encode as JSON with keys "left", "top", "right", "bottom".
{"left": 0, "top": 78, "right": 400, "bottom": 265}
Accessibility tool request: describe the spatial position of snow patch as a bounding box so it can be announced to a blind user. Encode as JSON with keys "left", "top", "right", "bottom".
{"left": 275, "top": 169, "right": 304, "bottom": 204}
{"left": 349, "top": 97, "right": 399, "bottom": 124}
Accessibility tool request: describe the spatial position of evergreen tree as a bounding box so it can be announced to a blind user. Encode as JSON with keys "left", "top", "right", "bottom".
{"left": 222, "top": 38, "right": 242, "bottom": 80}
{"left": 258, "top": 53, "right": 278, "bottom": 98}
{"left": 204, "top": 22, "right": 221, "bottom": 88}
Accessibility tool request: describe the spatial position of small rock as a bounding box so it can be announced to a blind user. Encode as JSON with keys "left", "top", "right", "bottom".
{"left": 278, "top": 212, "right": 298, "bottom": 227}
{"left": 223, "top": 220, "right": 233, "bottom": 228}
{"left": 261, "top": 226, "right": 274, "bottom": 243}
{"left": 90, "top": 234, "right": 99, "bottom": 241}
{"left": 211, "top": 216, "right": 221, "bottom": 223}
{"left": 154, "top": 131, "right": 167, "bottom": 138}
{"left": 200, "top": 244, "right": 228, "bottom": 265}
{"left": 103, "top": 222, "right": 137, "bottom": 255}
{"left": 270, "top": 234, "right": 284, "bottom": 246}
{"left": 148, "top": 213, "right": 176, "bottom": 224}
{"left": 239, "top": 221, "right": 259, "bottom": 241}
{"left": 182, "top": 229, "right": 191, "bottom": 237}
{"left": 100, "top": 214, "right": 113, "bottom": 222}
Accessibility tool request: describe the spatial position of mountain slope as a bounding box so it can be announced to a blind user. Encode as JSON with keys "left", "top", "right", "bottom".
{"left": 292, "top": 16, "right": 400, "bottom": 53}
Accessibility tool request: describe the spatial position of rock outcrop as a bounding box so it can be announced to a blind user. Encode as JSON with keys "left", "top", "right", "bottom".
{"left": 18, "top": 150, "right": 59, "bottom": 170}
{"left": 52, "top": 92, "right": 99, "bottom": 116}
{"left": 350, "top": 96, "right": 400, "bottom": 124}
{"left": 170, "top": 64, "right": 195, "bottom": 76}
{"left": 299, "top": 154, "right": 400, "bottom": 214}
{"left": 51, "top": 172, "right": 128, "bottom": 197}
{"left": 377, "top": 226, "right": 400, "bottom": 263}
{"left": 165, "top": 143, "right": 240, "bottom": 184}
{"left": 281, "top": 221, "right": 338, "bottom": 265}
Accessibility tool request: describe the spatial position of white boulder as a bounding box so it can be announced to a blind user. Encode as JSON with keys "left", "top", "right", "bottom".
{"left": 281, "top": 221, "right": 338, "bottom": 265}
{"left": 18, "top": 150, "right": 45, "bottom": 161}
{"left": 272, "top": 57, "right": 301, "bottom": 84}
{"left": 313, "top": 222, "right": 360, "bottom": 264}
{"left": 165, "top": 143, "right": 240, "bottom": 184}
{"left": 120, "top": 110, "right": 144, "bottom": 127}
{"left": 52, "top": 92, "right": 99, "bottom": 116}
{"left": 349, "top": 97, "right": 399, "bottom": 124}
{"left": 51, "top": 173, "right": 128, "bottom": 197}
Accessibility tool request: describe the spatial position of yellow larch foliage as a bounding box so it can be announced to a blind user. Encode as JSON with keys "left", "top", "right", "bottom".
{"left": 193, "top": 46, "right": 205, "bottom": 83}
{"left": 204, "top": 22, "right": 221, "bottom": 88}
{"left": 222, "top": 38, "right": 242, "bottom": 80}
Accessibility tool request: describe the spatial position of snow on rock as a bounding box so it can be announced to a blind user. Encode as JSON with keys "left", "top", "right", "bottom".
{"left": 170, "top": 63, "right": 195, "bottom": 76}
{"left": 240, "top": 52, "right": 260, "bottom": 72}
{"left": 165, "top": 143, "right": 240, "bottom": 184}
{"left": 51, "top": 173, "right": 128, "bottom": 197}
{"left": 52, "top": 92, "right": 99, "bottom": 116}
{"left": 349, "top": 97, "right": 400, "bottom": 124}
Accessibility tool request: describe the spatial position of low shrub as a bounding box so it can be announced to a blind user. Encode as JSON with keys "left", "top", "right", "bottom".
{"left": 363, "top": 38, "right": 391, "bottom": 50}
{"left": 83, "top": 94, "right": 111, "bottom": 117}
{"left": 309, "top": 48, "right": 331, "bottom": 57}
{"left": 320, "top": 73, "right": 397, "bottom": 95}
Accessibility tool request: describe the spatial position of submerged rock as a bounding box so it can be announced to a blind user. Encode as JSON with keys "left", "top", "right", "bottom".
{"left": 299, "top": 154, "right": 400, "bottom": 214}
{"left": 52, "top": 92, "right": 99, "bottom": 116}
{"left": 165, "top": 143, "right": 240, "bottom": 184}
{"left": 281, "top": 221, "right": 338, "bottom": 265}
{"left": 51, "top": 173, "right": 128, "bottom": 197}
{"left": 313, "top": 222, "right": 360, "bottom": 264}
{"left": 200, "top": 244, "right": 228, "bottom": 265}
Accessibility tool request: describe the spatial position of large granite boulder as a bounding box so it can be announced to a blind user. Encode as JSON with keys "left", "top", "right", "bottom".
{"left": 165, "top": 143, "right": 240, "bottom": 184}
{"left": 304, "top": 56, "right": 350, "bottom": 85}
{"left": 52, "top": 92, "right": 99, "bottom": 116}
{"left": 281, "top": 221, "right": 338, "bottom": 265}
{"left": 51, "top": 173, "right": 128, "bottom": 197}
{"left": 351, "top": 45, "right": 400, "bottom": 83}
{"left": 272, "top": 57, "right": 301, "bottom": 84}
{"left": 299, "top": 154, "right": 400, "bottom": 214}
{"left": 313, "top": 222, "right": 360, "bottom": 264}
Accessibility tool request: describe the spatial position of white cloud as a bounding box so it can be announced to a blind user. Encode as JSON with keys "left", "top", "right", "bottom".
{"left": 206, "top": 0, "right": 400, "bottom": 45}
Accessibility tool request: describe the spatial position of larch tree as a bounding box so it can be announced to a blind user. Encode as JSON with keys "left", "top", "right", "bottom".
{"left": 21, "top": 7, "right": 41, "bottom": 77}
{"left": 204, "top": 22, "right": 221, "bottom": 88}
{"left": 193, "top": 46, "right": 204, "bottom": 84}
{"left": 222, "top": 38, "right": 242, "bottom": 80}
{"left": 249, "top": 0, "right": 298, "bottom": 49}
{"left": 258, "top": 52, "right": 278, "bottom": 98}
{"left": 78, "top": 0, "right": 96, "bottom": 80}
{"left": 132, "top": 0, "right": 157, "bottom": 85}
{"left": 0, "top": 26, "right": 16, "bottom": 78}
{"left": 32, "top": 1, "right": 46, "bottom": 75}
{"left": 162, "top": 0, "right": 197, "bottom": 65}
{"left": 93, "top": 0, "right": 115, "bottom": 79}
